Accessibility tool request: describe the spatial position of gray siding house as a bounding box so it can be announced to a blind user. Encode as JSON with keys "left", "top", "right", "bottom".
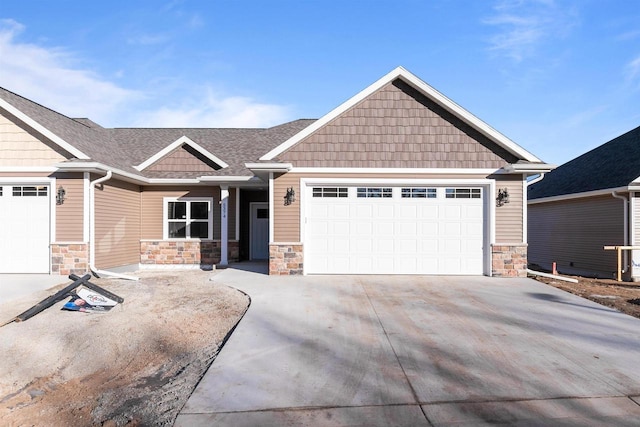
{"left": 528, "top": 125, "right": 640, "bottom": 280}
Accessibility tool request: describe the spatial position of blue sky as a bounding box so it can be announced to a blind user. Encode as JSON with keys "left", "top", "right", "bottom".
{"left": 1, "top": 0, "right": 639, "bottom": 166}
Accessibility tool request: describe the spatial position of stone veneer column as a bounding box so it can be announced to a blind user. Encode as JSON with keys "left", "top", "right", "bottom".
{"left": 491, "top": 243, "right": 528, "bottom": 277}
{"left": 51, "top": 243, "right": 89, "bottom": 275}
{"left": 269, "top": 243, "right": 303, "bottom": 275}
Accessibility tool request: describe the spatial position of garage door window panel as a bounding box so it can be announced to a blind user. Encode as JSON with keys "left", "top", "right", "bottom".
{"left": 446, "top": 188, "right": 481, "bottom": 199}
{"left": 357, "top": 187, "right": 392, "bottom": 198}
{"left": 13, "top": 186, "right": 48, "bottom": 197}
{"left": 313, "top": 187, "right": 348, "bottom": 198}
{"left": 401, "top": 188, "right": 436, "bottom": 198}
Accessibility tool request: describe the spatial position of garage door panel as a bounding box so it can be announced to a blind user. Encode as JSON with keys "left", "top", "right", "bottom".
{"left": 0, "top": 184, "right": 50, "bottom": 273}
{"left": 305, "top": 185, "right": 485, "bottom": 275}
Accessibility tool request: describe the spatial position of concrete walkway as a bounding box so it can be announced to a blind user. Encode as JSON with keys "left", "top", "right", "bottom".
{"left": 176, "top": 267, "right": 640, "bottom": 426}
{"left": 0, "top": 274, "right": 67, "bottom": 305}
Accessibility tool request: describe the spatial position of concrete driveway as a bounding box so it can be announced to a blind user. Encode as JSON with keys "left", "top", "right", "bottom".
{"left": 176, "top": 266, "right": 640, "bottom": 426}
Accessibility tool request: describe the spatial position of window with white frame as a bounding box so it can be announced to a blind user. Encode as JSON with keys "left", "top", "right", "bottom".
{"left": 164, "top": 198, "right": 213, "bottom": 239}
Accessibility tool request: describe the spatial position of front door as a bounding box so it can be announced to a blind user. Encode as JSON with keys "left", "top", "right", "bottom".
{"left": 250, "top": 203, "right": 269, "bottom": 260}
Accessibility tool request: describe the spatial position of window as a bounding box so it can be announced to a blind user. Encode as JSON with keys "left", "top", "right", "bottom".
{"left": 445, "top": 188, "right": 481, "bottom": 199}
{"left": 313, "top": 187, "right": 348, "bottom": 198}
{"left": 401, "top": 188, "right": 437, "bottom": 198}
{"left": 13, "top": 186, "right": 48, "bottom": 197}
{"left": 164, "top": 198, "right": 213, "bottom": 239}
{"left": 357, "top": 187, "right": 393, "bottom": 198}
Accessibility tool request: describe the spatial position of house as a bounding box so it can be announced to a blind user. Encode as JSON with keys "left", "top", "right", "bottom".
{"left": 0, "top": 67, "right": 552, "bottom": 277}
{"left": 528, "top": 125, "right": 640, "bottom": 280}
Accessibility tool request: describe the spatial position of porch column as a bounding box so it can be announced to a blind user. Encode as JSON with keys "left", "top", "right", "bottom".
{"left": 220, "top": 185, "right": 229, "bottom": 267}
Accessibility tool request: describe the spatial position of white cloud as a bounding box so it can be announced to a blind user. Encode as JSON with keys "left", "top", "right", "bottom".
{"left": 483, "top": 0, "right": 576, "bottom": 62}
{"left": 0, "top": 19, "right": 291, "bottom": 128}
{"left": 0, "top": 19, "right": 139, "bottom": 125}
{"left": 132, "top": 87, "right": 291, "bottom": 128}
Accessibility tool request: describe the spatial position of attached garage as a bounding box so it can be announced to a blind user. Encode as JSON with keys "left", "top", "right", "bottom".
{"left": 0, "top": 183, "right": 51, "bottom": 273}
{"left": 303, "top": 182, "right": 488, "bottom": 275}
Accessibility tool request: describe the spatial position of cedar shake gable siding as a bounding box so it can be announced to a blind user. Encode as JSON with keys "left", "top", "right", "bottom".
{"left": 277, "top": 80, "right": 520, "bottom": 168}
{"left": 146, "top": 145, "right": 223, "bottom": 173}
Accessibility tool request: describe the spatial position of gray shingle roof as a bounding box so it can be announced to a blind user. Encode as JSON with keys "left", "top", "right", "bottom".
{"left": 0, "top": 86, "right": 315, "bottom": 179}
{"left": 528, "top": 125, "right": 640, "bottom": 200}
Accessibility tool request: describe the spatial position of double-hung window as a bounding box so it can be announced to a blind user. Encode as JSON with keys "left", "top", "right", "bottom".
{"left": 164, "top": 198, "right": 213, "bottom": 239}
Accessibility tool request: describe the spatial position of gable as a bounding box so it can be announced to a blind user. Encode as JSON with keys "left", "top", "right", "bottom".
{"left": 0, "top": 111, "right": 71, "bottom": 167}
{"left": 145, "top": 145, "right": 223, "bottom": 173}
{"left": 276, "top": 79, "right": 520, "bottom": 169}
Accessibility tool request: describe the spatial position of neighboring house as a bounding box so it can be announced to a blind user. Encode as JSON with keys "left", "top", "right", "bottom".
{"left": 528, "top": 125, "right": 640, "bottom": 280}
{"left": 0, "top": 67, "right": 552, "bottom": 277}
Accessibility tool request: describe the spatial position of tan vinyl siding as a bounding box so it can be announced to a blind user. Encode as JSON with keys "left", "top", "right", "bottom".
{"left": 273, "top": 172, "right": 494, "bottom": 243}
{"left": 95, "top": 179, "right": 141, "bottom": 269}
{"left": 141, "top": 186, "right": 236, "bottom": 240}
{"left": 0, "top": 112, "right": 68, "bottom": 166}
{"left": 528, "top": 196, "right": 623, "bottom": 277}
{"left": 278, "top": 80, "right": 519, "bottom": 168}
{"left": 147, "top": 146, "right": 221, "bottom": 172}
{"left": 54, "top": 173, "right": 84, "bottom": 242}
{"left": 0, "top": 172, "right": 52, "bottom": 178}
{"left": 494, "top": 175, "right": 524, "bottom": 243}
{"left": 273, "top": 173, "right": 301, "bottom": 242}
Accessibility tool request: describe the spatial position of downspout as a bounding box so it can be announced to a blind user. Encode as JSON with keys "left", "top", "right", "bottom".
{"left": 524, "top": 173, "right": 546, "bottom": 243}
{"left": 89, "top": 171, "right": 139, "bottom": 281}
{"left": 612, "top": 191, "right": 629, "bottom": 274}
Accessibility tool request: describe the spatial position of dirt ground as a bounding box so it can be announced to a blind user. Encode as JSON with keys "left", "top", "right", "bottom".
{"left": 0, "top": 270, "right": 249, "bottom": 427}
{"left": 532, "top": 273, "right": 640, "bottom": 319}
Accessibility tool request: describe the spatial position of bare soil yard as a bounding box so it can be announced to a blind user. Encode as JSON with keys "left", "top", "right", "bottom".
{"left": 0, "top": 270, "right": 249, "bottom": 426}
{"left": 532, "top": 274, "right": 640, "bottom": 319}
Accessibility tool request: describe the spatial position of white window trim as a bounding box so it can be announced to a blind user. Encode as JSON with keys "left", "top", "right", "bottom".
{"left": 162, "top": 197, "right": 214, "bottom": 240}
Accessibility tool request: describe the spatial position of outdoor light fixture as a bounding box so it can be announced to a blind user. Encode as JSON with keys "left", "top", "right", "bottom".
{"left": 496, "top": 188, "right": 509, "bottom": 207}
{"left": 56, "top": 186, "right": 66, "bottom": 205}
{"left": 284, "top": 187, "right": 295, "bottom": 206}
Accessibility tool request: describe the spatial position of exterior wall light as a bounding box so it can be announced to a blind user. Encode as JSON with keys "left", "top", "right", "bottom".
{"left": 56, "top": 186, "right": 66, "bottom": 205}
{"left": 284, "top": 187, "right": 295, "bottom": 206}
{"left": 496, "top": 188, "right": 509, "bottom": 207}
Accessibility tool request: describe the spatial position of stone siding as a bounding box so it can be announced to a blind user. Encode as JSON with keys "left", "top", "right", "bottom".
{"left": 269, "top": 243, "right": 303, "bottom": 275}
{"left": 51, "top": 243, "right": 89, "bottom": 276}
{"left": 492, "top": 244, "right": 528, "bottom": 277}
{"left": 141, "top": 241, "right": 239, "bottom": 267}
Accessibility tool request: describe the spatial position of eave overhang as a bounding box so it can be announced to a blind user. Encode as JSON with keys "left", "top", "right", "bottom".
{"left": 245, "top": 162, "right": 293, "bottom": 181}
{"left": 54, "top": 161, "right": 258, "bottom": 186}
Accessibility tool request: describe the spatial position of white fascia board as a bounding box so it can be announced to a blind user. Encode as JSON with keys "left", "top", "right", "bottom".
{"left": 290, "top": 167, "right": 497, "bottom": 175}
{"left": 0, "top": 98, "right": 90, "bottom": 160}
{"left": 56, "top": 161, "right": 269, "bottom": 186}
{"left": 197, "top": 176, "right": 255, "bottom": 182}
{"left": 528, "top": 186, "right": 630, "bottom": 205}
{"left": 245, "top": 162, "right": 293, "bottom": 172}
{"left": 134, "top": 135, "right": 229, "bottom": 171}
{"left": 260, "top": 66, "right": 543, "bottom": 163}
{"left": 500, "top": 163, "right": 556, "bottom": 174}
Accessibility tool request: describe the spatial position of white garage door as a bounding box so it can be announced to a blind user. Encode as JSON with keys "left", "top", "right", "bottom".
{"left": 305, "top": 185, "right": 485, "bottom": 275}
{"left": 0, "top": 185, "right": 51, "bottom": 273}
